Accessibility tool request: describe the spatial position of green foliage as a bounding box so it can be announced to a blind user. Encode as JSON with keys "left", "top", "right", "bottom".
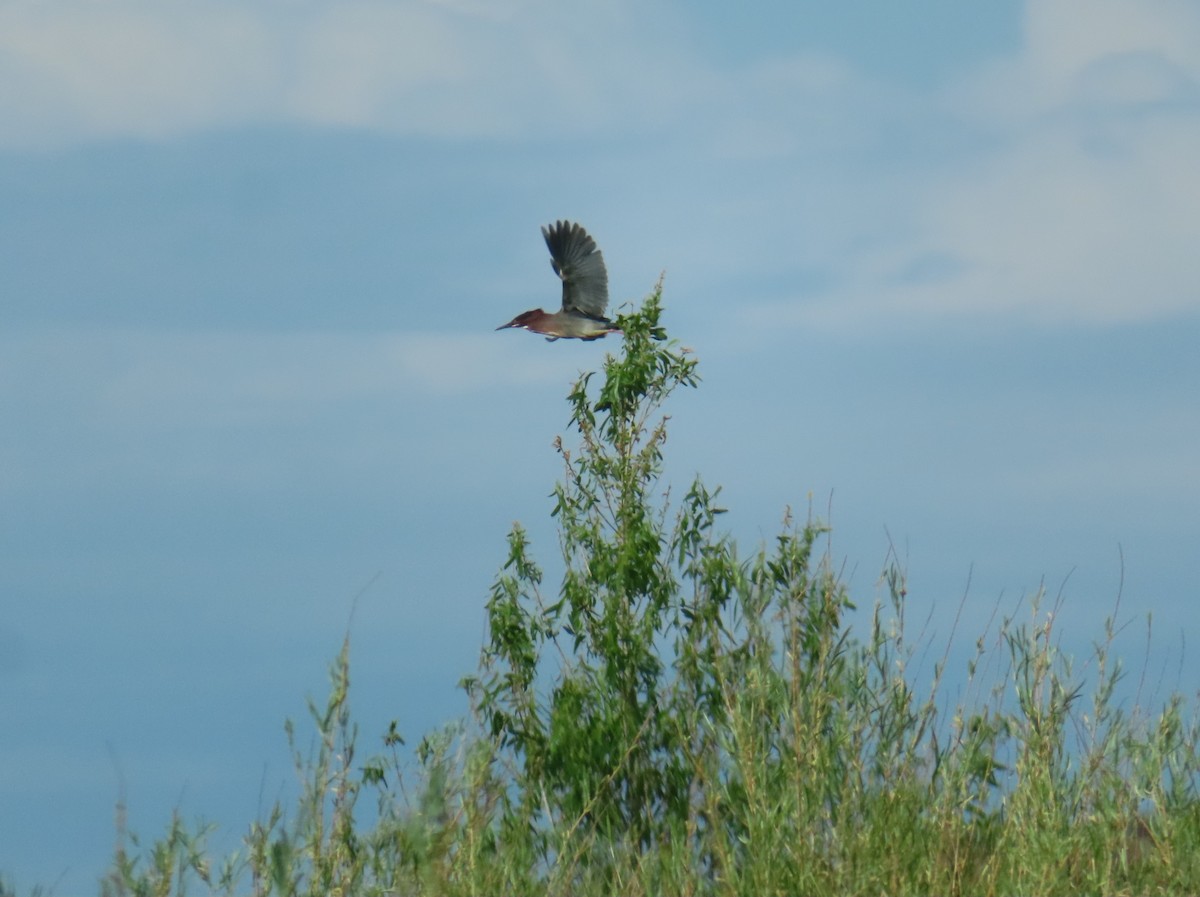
{"left": 467, "top": 286, "right": 710, "bottom": 854}
{"left": 84, "top": 284, "right": 1200, "bottom": 897}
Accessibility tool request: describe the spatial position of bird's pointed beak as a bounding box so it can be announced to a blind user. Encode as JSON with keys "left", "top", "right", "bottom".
{"left": 496, "top": 321, "right": 515, "bottom": 331}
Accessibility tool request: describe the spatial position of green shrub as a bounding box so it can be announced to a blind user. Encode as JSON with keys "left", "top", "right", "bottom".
{"left": 96, "top": 285, "right": 1200, "bottom": 897}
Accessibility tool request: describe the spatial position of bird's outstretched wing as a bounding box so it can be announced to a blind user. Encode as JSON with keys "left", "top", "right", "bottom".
{"left": 542, "top": 220, "right": 609, "bottom": 318}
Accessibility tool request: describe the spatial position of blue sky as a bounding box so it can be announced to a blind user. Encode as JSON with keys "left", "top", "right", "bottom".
{"left": 3, "top": 0, "right": 1199, "bottom": 890}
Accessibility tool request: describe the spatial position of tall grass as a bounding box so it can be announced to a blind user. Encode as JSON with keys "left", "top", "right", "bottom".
{"left": 97, "top": 289, "right": 1199, "bottom": 896}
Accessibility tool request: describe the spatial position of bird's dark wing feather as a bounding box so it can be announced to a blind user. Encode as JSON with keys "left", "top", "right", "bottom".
{"left": 542, "top": 220, "right": 609, "bottom": 318}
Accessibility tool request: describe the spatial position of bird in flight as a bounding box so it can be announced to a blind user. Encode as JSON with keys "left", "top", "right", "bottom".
{"left": 496, "top": 220, "right": 620, "bottom": 341}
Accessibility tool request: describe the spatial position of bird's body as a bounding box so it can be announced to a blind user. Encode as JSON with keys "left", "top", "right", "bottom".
{"left": 497, "top": 221, "right": 620, "bottom": 341}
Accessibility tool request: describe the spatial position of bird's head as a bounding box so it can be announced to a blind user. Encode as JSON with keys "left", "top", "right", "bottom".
{"left": 496, "top": 309, "right": 547, "bottom": 332}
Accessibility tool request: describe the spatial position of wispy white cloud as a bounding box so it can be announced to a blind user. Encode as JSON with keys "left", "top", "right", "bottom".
{"left": 741, "top": 0, "right": 1200, "bottom": 330}
{"left": 0, "top": 0, "right": 704, "bottom": 147}
{"left": 0, "top": 327, "right": 598, "bottom": 493}
{"left": 1016, "top": 0, "right": 1199, "bottom": 115}
{"left": 0, "top": 5, "right": 282, "bottom": 143}
{"left": 0, "top": 328, "right": 581, "bottom": 417}
{"left": 3, "top": 0, "right": 1196, "bottom": 329}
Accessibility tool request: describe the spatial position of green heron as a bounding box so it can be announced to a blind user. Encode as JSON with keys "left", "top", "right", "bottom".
{"left": 496, "top": 220, "right": 620, "bottom": 341}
